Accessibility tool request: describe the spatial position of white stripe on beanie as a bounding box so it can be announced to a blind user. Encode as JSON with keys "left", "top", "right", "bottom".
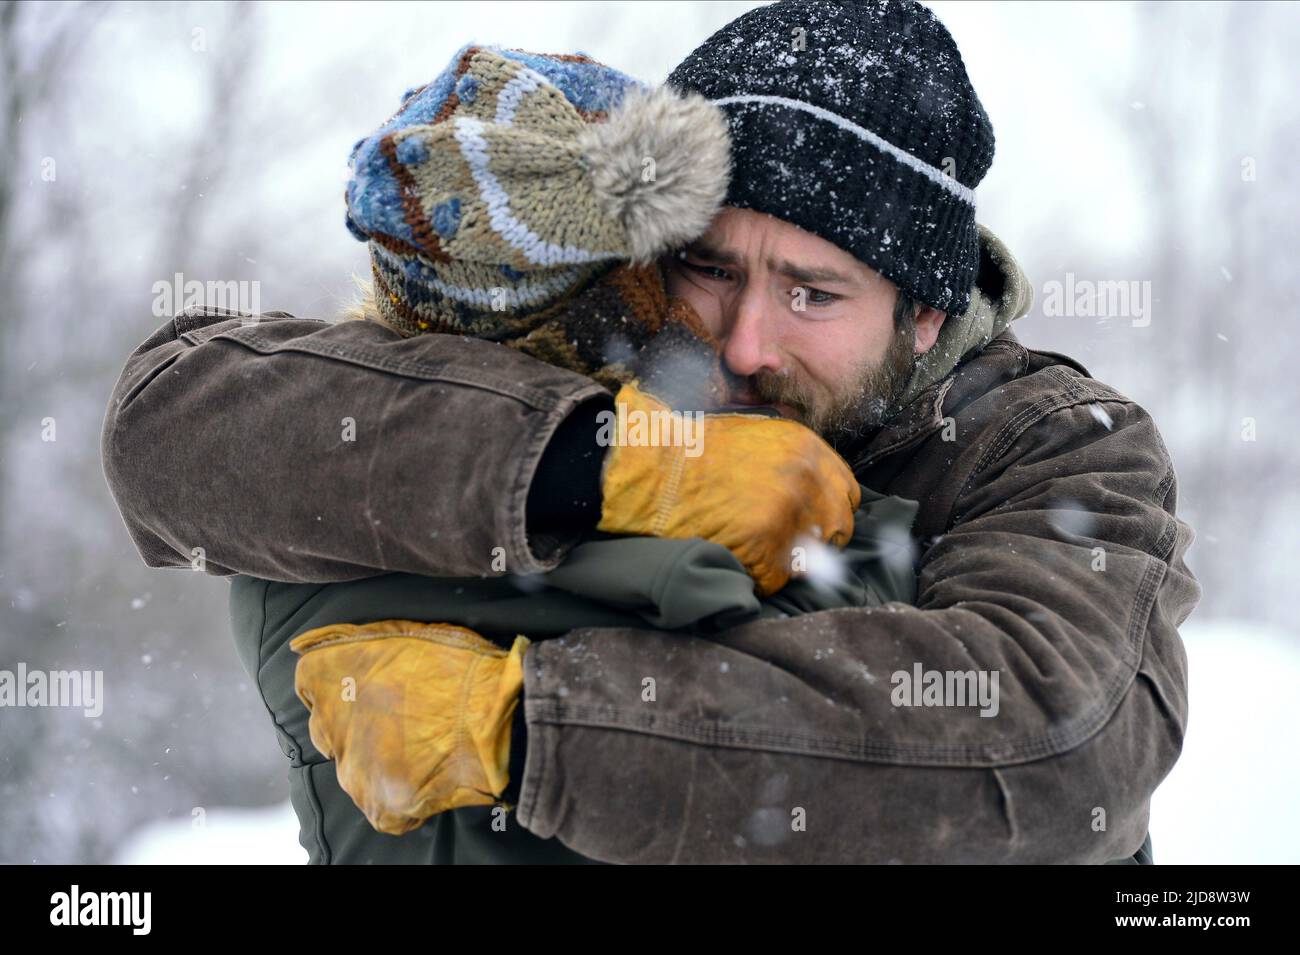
{"left": 374, "top": 245, "right": 591, "bottom": 309}
{"left": 709, "top": 93, "right": 976, "bottom": 206}
{"left": 494, "top": 65, "right": 547, "bottom": 128}
{"left": 420, "top": 266, "right": 588, "bottom": 309}
{"left": 453, "top": 115, "right": 621, "bottom": 266}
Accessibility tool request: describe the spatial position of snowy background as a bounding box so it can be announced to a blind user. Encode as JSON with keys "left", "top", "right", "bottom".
{"left": 1, "top": 0, "right": 1297, "bottom": 864}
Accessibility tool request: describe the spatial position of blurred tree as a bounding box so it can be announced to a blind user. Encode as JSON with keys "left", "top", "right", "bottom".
{"left": 1129, "top": 0, "right": 1295, "bottom": 621}
{"left": 0, "top": 0, "right": 286, "bottom": 863}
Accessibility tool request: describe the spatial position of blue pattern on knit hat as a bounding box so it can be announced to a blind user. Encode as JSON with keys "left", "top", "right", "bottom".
{"left": 495, "top": 47, "right": 642, "bottom": 113}
{"left": 387, "top": 43, "right": 468, "bottom": 129}
{"left": 394, "top": 136, "right": 428, "bottom": 166}
{"left": 432, "top": 199, "right": 462, "bottom": 239}
{"left": 345, "top": 42, "right": 647, "bottom": 253}
{"left": 345, "top": 151, "right": 408, "bottom": 247}
{"left": 344, "top": 43, "right": 473, "bottom": 250}
{"left": 454, "top": 73, "right": 479, "bottom": 103}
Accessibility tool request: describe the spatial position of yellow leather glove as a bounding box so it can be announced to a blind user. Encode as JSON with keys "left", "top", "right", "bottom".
{"left": 289, "top": 620, "right": 528, "bottom": 836}
{"left": 596, "top": 380, "right": 862, "bottom": 596}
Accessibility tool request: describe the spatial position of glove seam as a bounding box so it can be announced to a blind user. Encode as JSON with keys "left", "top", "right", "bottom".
{"left": 452, "top": 653, "right": 482, "bottom": 800}
{"left": 650, "top": 450, "right": 686, "bottom": 537}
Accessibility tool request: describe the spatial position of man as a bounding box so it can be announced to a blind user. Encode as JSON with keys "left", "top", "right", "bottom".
{"left": 101, "top": 0, "right": 1198, "bottom": 863}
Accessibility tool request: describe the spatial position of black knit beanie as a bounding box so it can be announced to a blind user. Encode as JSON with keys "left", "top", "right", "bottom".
{"left": 667, "top": 0, "right": 993, "bottom": 316}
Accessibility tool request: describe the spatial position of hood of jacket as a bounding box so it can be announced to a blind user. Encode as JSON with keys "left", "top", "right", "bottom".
{"left": 891, "top": 223, "right": 1034, "bottom": 413}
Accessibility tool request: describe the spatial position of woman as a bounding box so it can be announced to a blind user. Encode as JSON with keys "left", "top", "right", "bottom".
{"left": 229, "top": 43, "right": 920, "bottom": 864}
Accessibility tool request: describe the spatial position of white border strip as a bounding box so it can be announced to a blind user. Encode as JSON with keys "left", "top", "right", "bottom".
{"left": 710, "top": 93, "right": 976, "bottom": 206}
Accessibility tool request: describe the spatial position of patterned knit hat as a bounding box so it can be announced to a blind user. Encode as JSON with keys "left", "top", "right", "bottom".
{"left": 345, "top": 44, "right": 733, "bottom": 342}
{"left": 668, "top": 0, "right": 994, "bottom": 316}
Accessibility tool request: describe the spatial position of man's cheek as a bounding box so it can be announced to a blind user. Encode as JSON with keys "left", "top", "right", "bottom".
{"left": 667, "top": 279, "right": 725, "bottom": 337}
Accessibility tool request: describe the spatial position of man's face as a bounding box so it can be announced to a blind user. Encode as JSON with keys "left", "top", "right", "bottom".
{"left": 664, "top": 207, "right": 946, "bottom": 443}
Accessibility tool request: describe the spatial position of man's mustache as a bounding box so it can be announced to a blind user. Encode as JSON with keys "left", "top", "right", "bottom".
{"left": 723, "top": 368, "right": 813, "bottom": 417}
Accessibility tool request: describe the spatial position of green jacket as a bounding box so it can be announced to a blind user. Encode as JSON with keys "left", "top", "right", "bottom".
{"left": 228, "top": 487, "right": 919, "bottom": 864}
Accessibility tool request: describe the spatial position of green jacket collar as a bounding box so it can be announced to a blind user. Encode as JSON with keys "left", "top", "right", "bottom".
{"left": 838, "top": 226, "right": 1035, "bottom": 470}
{"left": 895, "top": 223, "right": 1035, "bottom": 411}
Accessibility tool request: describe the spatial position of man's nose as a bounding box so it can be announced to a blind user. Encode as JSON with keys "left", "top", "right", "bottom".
{"left": 719, "top": 289, "right": 782, "bottom": 378}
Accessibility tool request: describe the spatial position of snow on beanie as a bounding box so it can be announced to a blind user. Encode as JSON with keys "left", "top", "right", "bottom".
{"left": 667, "top": 0, "right": 994, "bottom": 316}
{"left": 344, "top": 44, "right": 733, "bottom": 342}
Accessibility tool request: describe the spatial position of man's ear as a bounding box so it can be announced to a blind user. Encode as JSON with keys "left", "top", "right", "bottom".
{"left": 913, "top": 306, "right": 947, "bottom": 355}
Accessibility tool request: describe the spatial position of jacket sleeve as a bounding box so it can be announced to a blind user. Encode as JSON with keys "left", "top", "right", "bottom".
{"left": 100, "top": 308, "right": 613, "bottom": 582}
{"left": 514, "top": 395, "right": 1200, "bottom": 863}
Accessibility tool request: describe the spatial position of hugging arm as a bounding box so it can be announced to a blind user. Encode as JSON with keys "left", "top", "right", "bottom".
{"left": 101, "top": 308, "right": 612, "bottom": 582}
{"left": 102, "top": 307, "right": 856, "bottom": 590}
{"left": 512, "top": 398, "right": 1199, "bottom": 863}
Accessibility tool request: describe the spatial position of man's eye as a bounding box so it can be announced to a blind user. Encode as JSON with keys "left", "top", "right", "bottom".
{"left": 682, "top": 261, "right": 731, "bottom": 281}
{"left": 792, "top": 286, "right": 840, "bottom": 306}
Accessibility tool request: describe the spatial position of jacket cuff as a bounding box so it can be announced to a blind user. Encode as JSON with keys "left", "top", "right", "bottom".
{"left": 526, "top": 396, "right": 609, "bottom": 535}
{"left": 513, "top": 388, "right": 614, "bottom": 573}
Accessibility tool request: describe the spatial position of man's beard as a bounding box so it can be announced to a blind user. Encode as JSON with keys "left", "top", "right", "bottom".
{"left": 745, "top": 319, "right": 917, "bottom": 446}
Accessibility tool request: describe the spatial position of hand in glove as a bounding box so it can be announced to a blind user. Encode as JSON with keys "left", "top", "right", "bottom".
{"left": 596, "top": 380, "right": 861, "bottom": 595}
{"left": 290, "top": 620, "right": 528, "bottom": 835}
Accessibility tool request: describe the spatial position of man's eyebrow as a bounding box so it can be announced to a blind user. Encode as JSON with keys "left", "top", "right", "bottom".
{"left": 683, "top": 241, "right": 741, "bottom": 266}
{"left": 684, "top": 242, "right": 859, "bottom": 286}
{"left": 773, "top": 259, "right": 857, "bottom": 286}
